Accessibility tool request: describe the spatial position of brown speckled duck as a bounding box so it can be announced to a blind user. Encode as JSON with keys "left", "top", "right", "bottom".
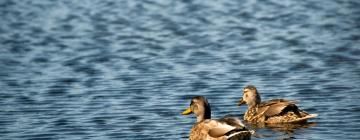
{"left": 237, "top": 85, "right": 317, "bottom": 124}
{"left": 182, "top": 96, "right": 252, "bottom": 140}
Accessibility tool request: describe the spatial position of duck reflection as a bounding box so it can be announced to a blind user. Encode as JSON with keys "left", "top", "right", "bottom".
{"left": 247, "top": 122, "right": 317, "bottom": 139}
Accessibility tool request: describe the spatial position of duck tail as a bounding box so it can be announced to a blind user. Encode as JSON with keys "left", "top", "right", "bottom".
{"left": 304, "top": 113, "right": 318, "bottom": 119}
{"left": 289, "top": 113, "right": 318, "bottom": 123}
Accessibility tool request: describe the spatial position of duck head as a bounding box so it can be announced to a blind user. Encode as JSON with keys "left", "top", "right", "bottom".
{"left": 182, "top": 96, "right": 211, "bottom": 122}
{"left": 238, "top": 85, "right": 261, "bottom": 107}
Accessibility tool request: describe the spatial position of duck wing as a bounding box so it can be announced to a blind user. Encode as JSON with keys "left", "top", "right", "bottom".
{"left": 258, "top": 99, "right": 297, "bottom": 107}
{"left": 218, "top": 116, "right": 246, "bottom": 128}
{"left": 208, "top": 117, "right": 248, "bottom": 138}
{"left": 258, "top": 99, "right": 298, "bottom": 117}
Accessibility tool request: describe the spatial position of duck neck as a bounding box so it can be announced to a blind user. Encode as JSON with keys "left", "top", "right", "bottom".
{"left": 197, "top": 114, "right": 210, "bottom": 122}
{"left": 248, "top": 96, "right": 261, "bottom": 109}
{"left": 196, "top": 116, "right": 204, "bottom": 122}
{"left": 196, "top": 111, "right": 211, "bottom": 122}
{"left": 247, "top": 102, "right": 258, "bottom": 109}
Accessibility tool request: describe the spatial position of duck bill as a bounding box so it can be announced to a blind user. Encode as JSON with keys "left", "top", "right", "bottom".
{"left": 181, "top": 107, "right": 193, "bottom": 115}
{"left": 237, "top": 98, "right": 246, "bottom": 106}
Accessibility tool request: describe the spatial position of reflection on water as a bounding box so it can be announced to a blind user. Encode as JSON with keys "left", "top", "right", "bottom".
{"left": 250, "top": 122, "right": 317, "bottom": 135}
{"left": 250, "top": 122, "right": 317, "bottom": 139}
{"left": 1, "top": 0, "right": 360, "bottom": 139}
{"left": 264, "top": 122, "right": 317, "bottom": 133}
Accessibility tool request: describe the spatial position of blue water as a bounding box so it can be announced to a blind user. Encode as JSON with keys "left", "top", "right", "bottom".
{"left": 1, "top": 0, "right": 360, "bottom": 139}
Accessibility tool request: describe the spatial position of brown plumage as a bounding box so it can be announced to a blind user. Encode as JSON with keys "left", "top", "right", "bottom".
{"left": 237, "top": 85, "right": 317, "bottom": 124}
{"left": 182, "top": 96, "right": 252, "bottom": 140}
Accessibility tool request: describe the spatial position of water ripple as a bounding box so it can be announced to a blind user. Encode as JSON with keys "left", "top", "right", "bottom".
{"left": 1, "top": 0, "right": 360, "bottom": 140}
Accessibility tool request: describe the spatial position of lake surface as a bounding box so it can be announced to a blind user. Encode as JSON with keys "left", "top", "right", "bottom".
{"left": 1, "top": 0, "right": 360, "bottom": 139}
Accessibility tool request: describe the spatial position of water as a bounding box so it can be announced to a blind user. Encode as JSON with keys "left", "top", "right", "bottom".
{"left": 0, "top": 0, "right": 359, "bottom": 139}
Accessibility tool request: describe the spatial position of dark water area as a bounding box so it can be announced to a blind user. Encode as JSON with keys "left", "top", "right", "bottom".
{"left": 1, "top": 0, "right": 360, "bottom": 139}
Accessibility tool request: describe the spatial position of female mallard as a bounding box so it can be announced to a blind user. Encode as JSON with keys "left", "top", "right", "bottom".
{"left": 237, "top": 85, "right": 317, "bottom": 124}
{"left": 182, "top": 96, "right": 252, "bottom": 140}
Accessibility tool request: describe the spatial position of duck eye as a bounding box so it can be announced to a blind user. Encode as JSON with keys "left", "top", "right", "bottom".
{"left": 193, "top": 105, "right": 198, "bottom": 111}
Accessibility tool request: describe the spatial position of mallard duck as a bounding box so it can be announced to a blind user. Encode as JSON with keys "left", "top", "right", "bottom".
{"left": 182, "top": 96, "right": 252, "bottom": 140}
{"left": 237, "top": 85, "right": 317, "bottom": 124}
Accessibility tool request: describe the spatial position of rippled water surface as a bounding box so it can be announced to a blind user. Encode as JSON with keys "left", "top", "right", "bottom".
{"left": 1, "top": 0, "right": 360, "bottom": 139}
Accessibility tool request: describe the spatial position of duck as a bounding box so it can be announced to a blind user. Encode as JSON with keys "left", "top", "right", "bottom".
{"left": 237, "top": 85, "right": 317, "bottom": 124}
{"left": 182, "top": 96, "right": 252, "bottom": 140}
